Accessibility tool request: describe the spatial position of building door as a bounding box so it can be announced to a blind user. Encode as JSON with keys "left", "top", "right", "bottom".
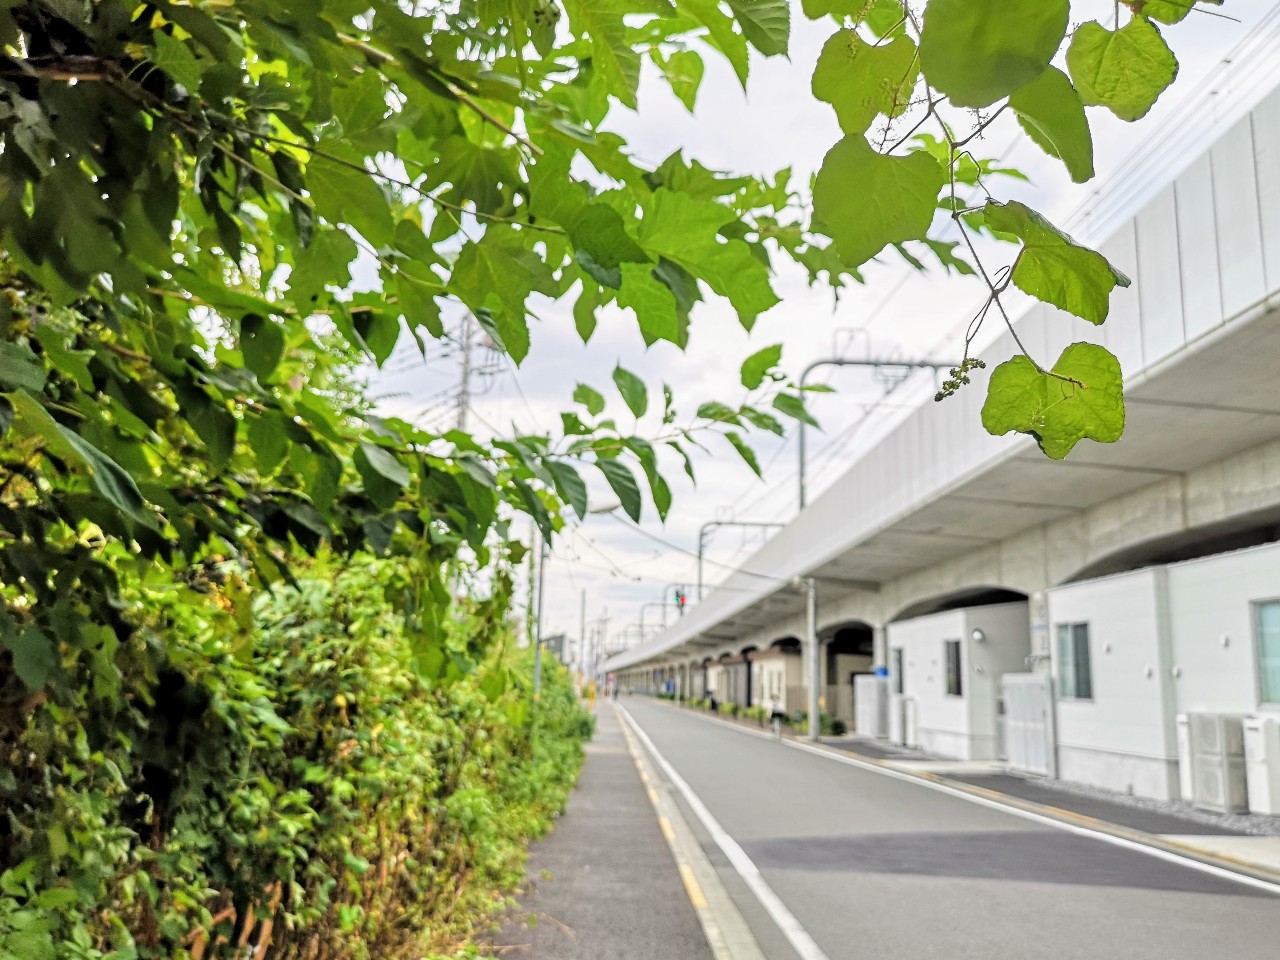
{"left": 1002, "top": 673, "right": 1056, "bottom": 777}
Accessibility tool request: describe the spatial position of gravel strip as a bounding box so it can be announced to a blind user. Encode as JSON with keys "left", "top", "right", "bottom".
{"left": 1039, "top": 776, "right": 1280, "bottom": 836}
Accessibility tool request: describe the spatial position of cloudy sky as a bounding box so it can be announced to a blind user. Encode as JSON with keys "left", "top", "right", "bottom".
{"left": 372, "top": 1, "right": 1280, "bottom": 664}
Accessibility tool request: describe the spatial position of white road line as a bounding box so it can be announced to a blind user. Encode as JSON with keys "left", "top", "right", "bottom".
{"left": 618, "top": 704, "right": 832, "bottom": 960}
{"left": 646, "top": 701, "right": 1280, "bottom": 897}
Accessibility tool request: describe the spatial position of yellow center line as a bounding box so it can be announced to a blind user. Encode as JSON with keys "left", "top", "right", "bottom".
{"left": 648, "top": 787, "right": 661, "bottom": 806}
{"left": 678, "top": 863, "right": 708, "bottom": 910}
{"left": 659, "top": 815, "right": 676, "bottom": 842}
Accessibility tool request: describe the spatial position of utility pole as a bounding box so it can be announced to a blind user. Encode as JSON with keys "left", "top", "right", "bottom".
{"left": 578, "top": 588, "right": 587, "bottom": 680}
{"left": 456, "top": 315, "right": 473, "bottom": 430}
{"left": 796, "top": 357, "right": 961, "bottom": 510}
{"left": 698, "top": 520, "right": 785, "bottom": 600}
{"left": 531, "top": 534, "right": 549, "bottom": 698}
{"left": 524, "top": 521, "right": 537, "bottom": 648}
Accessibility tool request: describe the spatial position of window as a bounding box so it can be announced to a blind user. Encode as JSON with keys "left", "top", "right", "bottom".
{"left": 892, "top": 648, "right": 905, "bottom": 694}
{"left": 1257, "top": 601, "right": 1280, "bottom": 704}
{"left": 1057, "top": 623, "right": 1093, "bottom": 700}
{"left": 944, "top": 640, "right": 963, "bottom": 697}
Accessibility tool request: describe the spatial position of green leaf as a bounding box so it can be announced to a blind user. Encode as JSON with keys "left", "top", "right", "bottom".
{"left": 864, "top": 0, "right": 907, "bottom": 37}
{"left": 569, "top": 204, "right": 650, "bottom": 289}
{"left": 612, "top": 365, "right": 648, "bottom": 418}
{"left": 362, "top": 442, "right": 412, "bottom": 487}
{"left": 391, "top": 272, "right": 443, "bottom": 340}
{"left": 650, "top": 471, "right": 673, "bottom": 521}
{"left": 724, "top": 431, "right": 761, "bottom": 477}
{"left": 7, "top": 392, "right": 151, "bottom": 524}
{"left": 0, "top": 618, "right": 55, "bottom": 689}
{"left": 355, "top": 441, "right": 411, "bottom": 510}
{"left": 724, "top": 0, "right": 790, "bottom": 58}
{"left": 1009, "top": 67, "right": 1094, "bottom": 183}
{"left": 811, "top": 30, "right": 918, "bottom": 135}
{"left": 983, "top": 200, "right": 1130, "bottom": 324}
{"left": 919, "top": 0, "right": 1069, "bottom": 108}
{"left": 151, "top": 31, "right": 202, "bottom": 92}
{"left": 241, "top": 313, "right": 285, "bottom": 380}
{"left": 479, "top": 669, "right": 508, "bottom": 703}
{"left": 981, "top": 343, "right": 1125, "bottom": 459}
{"left": 654, "top": 49, "right": 705, "bottom": 112}
{"left": 1067, "top": 16, "right": 1178, "bottom": 122}
{"left": 248, "top": 410, "right": 288, "bottom": 475}
{"left": 740, "top": 406, "right": 785, "bottom": 435}
{"left": 548, "top": 461, "right": 589, "bottom": 519}
{"left": 667, "top": 439, "right": 697, "bottom": 483}
{"left": 288, "top": 228, "right": 358, "bottom": 306}
{"left": 772, "top": 393, "right": 819, "bottom": 428}
{"left": 561, "top": 0, "right": 641, "bottom": 108}
{"left": 596, "top": 458, "right": 643, "bottom": 522}
{"left": 448, "top": 228, "right": 556, "bottom": 364}
{"left": 1141, "top": 0, "right": 1206, "bottom": 25}
{"left": 573, "top": 284, "right": 600, "bottom": 342}
{"left": 422, "top": 136, "right": 519, "bottom": 217}
{"left": 0, "top": 340, "right": 46, "bottom": 393}
{"left": 740, "top": 344, "right": 782, "bottom": 390}
{"left": 696, "top": 401, "right": 740, "bottom": 424}
{"left": 683, "top": 0, "right": 749, "bottom": 84}
{"left": 615, "top": 263, "right": 687, "bottom": 348}
{"left": 573, "top": 383, "right": 606, "bottom": 417}
{"left": 637, "top": 190, "right": 778, "bottom": 328}
{"left": 813, "top": 136, "right": 945, "bottom": 269}
{"left": 306, "top": 155, "right": 395, "bottom": 248}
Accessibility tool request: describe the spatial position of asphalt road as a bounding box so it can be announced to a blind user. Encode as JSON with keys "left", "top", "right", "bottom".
{"left": 621, "top": 698, "right": 1280, "bottom": 960}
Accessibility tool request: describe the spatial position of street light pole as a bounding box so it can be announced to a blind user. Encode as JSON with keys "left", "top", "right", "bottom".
{"left": 805, "top": 577, "right": 820, "bottom": 742}
{"left": 697, "top": 520, "right": 786, "bottom": 600}
{"left": 796, "top": 357, "right": 961, "bottom": 511}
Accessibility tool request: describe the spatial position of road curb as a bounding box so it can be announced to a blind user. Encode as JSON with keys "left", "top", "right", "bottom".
{"left": 642, "top": 697, "right": 1280, "bottom": 892}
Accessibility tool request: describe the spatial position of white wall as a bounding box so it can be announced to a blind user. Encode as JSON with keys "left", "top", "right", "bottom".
{"left": 1168, "top": 541, "right": 1280, "bottom": 716}
{"left": 1047, "top": 568, "right": 1180, "bottom": 800}
{"left": 1043, "top": 540, "right": 1280, "bottom": 801}
{"left": 966, "top": 603, "right": 1034, "bottom": 758}
{"left": 888, "top": 602, "right": 1030, "bottom": 760}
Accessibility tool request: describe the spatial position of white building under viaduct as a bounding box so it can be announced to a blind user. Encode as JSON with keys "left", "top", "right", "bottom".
{"left": 606, "top": 83, "right": 1280, "bottom": 814}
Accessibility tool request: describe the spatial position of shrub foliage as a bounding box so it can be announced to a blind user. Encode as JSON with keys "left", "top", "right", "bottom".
{"left": 0, "top": 556, "right": 591, "bottom": 959}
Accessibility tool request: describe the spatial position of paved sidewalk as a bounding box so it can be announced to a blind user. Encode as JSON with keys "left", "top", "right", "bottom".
{"left": 487, "top": 703, "right": 714, "bottom": 960}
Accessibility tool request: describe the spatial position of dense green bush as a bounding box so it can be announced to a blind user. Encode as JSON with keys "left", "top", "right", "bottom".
{"left": 788, "top": 711, "right": 847, "bottom": 736}
{"left": 0, "top": 556, "right": 590, "bottom": 960}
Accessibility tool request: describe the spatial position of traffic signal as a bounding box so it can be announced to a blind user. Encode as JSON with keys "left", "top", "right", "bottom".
{"left": 674, "top": 587, "right": 687, "bottom": 612}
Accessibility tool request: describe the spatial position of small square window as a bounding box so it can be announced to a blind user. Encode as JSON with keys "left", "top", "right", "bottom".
{"left": 945, "top": 640, "right": 963, "bottom": 697}
{"left": 1056, "top": 622, "right": 1093, "bottom": 700}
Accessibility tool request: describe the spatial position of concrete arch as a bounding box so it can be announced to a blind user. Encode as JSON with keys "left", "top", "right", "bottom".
{"left": 889, "top": 585, "right": 1029, "bottom": 624}
{"left": 1060, "top": 505, "right": 1280, "bottom": 585}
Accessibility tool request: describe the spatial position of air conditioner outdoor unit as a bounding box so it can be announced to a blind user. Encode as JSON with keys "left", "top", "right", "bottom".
{"left": 1244, "top": 716, "right": 1280, "bottom": 816}
{"left": 1188, "top": 713, "right": 1249, "bottom": 814}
